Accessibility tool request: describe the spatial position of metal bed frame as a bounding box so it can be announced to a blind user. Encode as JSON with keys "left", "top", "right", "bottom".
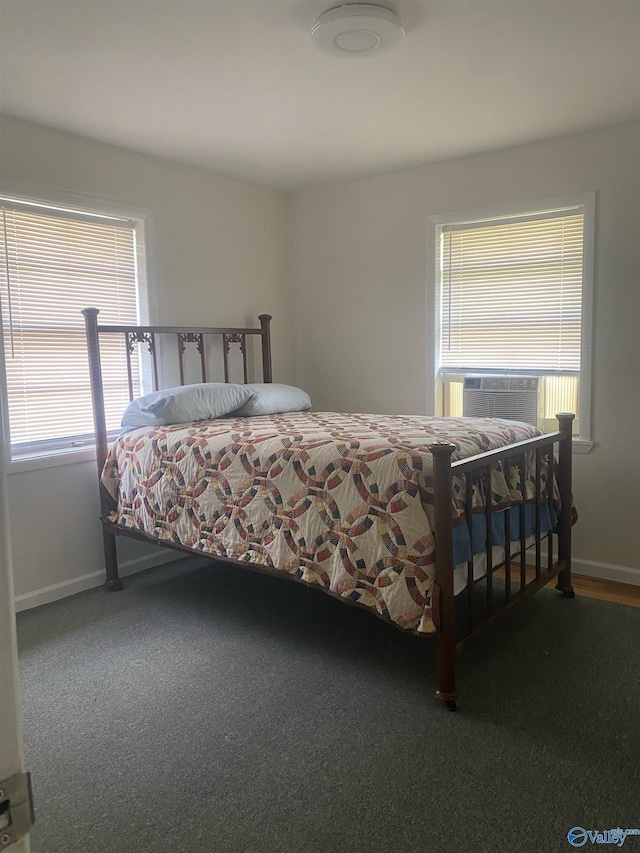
{"left": 82, "top": 308, "right": 575, "bottom": 711}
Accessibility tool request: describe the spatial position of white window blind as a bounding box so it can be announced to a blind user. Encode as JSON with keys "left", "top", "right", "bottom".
{"left": 0, "top": 201, "right": 141, "bottom": 455}
{"left": 440, "top": 212, "right": 584, "bottom": 372}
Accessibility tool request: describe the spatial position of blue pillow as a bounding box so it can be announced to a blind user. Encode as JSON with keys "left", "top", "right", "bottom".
{"left": 122, "top": 383, "right": 255, "bottom": 428}
{"left": 233, "top": 383, "right": 311, "bottom": 416}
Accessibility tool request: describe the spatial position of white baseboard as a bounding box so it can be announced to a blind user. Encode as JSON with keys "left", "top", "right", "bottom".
{"left": 571, "top": 557, "right": 640, "bottom": 587}
{"left": 13, "top": 551, "right": 196, "bottom": 613}
{"left": 536, "top": 550, "right": 639, "bottom": 588}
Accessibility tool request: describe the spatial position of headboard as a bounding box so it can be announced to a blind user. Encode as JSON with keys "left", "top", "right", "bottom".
{"left": 81, "top": 307, "right": 272, "bottom": 483}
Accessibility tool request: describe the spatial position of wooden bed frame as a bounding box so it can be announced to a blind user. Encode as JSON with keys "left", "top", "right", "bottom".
{"left": 82, "top": 308, "right": 575, "bottom": 711}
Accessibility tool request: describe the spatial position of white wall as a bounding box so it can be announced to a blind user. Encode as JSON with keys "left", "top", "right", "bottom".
{"left": 0, "top": 115, "right": 291, "bottom": 604}
{"left": 290, "top": 122, "right": 640, "bottom": 576}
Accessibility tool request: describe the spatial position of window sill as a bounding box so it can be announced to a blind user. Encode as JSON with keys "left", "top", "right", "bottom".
{"left": 8, "top": 445, "right": 97, "bottom": 474}
{"left": 573, "top": 439, "right": 594, "bottom": 455}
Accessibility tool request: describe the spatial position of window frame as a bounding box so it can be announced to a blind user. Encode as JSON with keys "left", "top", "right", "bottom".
{"left": 428, "top": 192, "right": 595, "bottom": 453}
{"left": 0, "top": 182, "right": 157, "bottom": 472}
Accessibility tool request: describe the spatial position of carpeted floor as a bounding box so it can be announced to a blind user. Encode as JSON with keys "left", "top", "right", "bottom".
{"left": 16, "top": 560, "right": 640, "bottom": 853}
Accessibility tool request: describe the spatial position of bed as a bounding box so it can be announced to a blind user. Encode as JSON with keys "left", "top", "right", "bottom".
{"left": 83, "top": 308, "right": 576, "bottom": 711}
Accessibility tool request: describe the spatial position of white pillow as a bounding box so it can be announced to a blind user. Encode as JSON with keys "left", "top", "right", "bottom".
{"left": 121, "top": 383, "right": 255, "bottom": 428}
{"left": 233, "top": 383, "right": 311, "bottom": 416}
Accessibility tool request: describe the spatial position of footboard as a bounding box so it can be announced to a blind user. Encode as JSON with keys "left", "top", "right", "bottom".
{"left": 430, "top": 413, "right": 574, "bottom": 708}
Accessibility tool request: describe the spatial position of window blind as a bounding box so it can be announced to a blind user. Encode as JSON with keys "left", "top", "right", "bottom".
{"left": 440, "top": 212, "right": 584, "bottom": 373}
{"left": 0, "top": 202, "right": 141, "bottom": 454}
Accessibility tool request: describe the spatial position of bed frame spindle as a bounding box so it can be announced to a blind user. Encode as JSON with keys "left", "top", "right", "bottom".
{"left": 484, "top": 464, "right": 493, "bottom": 617}
{"left": 465, "top": 473, "right": 474, "bottom": 631}
{"left": 177, "top": 333, "right": 206, "bottom": 384}
{"left": 535, "top": 448, "right": 542, "bottom": 578}
{"left": 504, "top": 503, "right": 512, "bottom": 603}
{"left": 223, "top": 334, "right": 248, "bottom": 384}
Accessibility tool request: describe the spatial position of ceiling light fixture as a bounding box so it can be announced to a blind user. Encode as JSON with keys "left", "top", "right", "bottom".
{"left": 310, "top": 4, "right": 405, "bottom": 58}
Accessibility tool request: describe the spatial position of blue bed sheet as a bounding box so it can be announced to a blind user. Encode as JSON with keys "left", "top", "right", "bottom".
{"left": 452, "top": 504, "right": 556, "bottom": 566}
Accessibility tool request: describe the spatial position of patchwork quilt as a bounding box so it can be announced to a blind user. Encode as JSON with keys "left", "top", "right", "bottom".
{"left": 102, "top": 412, "right": 549, "bottom": 634}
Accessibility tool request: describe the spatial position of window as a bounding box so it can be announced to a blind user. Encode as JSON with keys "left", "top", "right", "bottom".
{"left": 430, "top": 194, "right": 594, "bottom": 448}
{"left": 0, "top": 192, "right": 150, "bottom": 461}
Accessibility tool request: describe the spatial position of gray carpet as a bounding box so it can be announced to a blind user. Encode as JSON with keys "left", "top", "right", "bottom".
{"left": 17, "top": 560, "right": 640, "bottom": 853}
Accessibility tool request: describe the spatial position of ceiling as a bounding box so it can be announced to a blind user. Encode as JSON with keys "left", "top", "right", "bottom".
{"left": 1, "top": 0, "right": 639, "bottom": 190}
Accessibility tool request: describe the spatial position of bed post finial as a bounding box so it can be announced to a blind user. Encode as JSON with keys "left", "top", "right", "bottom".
{"left": 258, "top": 314, "right": 273, "bottom": 383}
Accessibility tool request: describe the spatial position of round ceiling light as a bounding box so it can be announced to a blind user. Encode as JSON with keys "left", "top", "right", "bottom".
{"left": 310, "top": 4, "right": 405, "bottom": 58}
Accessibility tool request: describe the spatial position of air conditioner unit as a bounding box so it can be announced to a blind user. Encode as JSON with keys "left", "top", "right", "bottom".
{"left": 463, "top": 376, "right": 540, "bottom": 425}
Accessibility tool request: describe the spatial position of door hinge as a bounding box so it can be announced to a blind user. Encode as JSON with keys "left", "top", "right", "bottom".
{"left": 0, "top": 772, "right": 35, "bottom": 850}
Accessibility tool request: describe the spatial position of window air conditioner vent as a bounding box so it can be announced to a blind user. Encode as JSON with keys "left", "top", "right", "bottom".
{"left": 463, "top": 376, "right": 540, "bottom": 424}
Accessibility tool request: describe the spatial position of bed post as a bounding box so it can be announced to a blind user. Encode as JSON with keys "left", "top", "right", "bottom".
{"left": 258, "top": 314, "right": 272, "bottom": 383}
{"left": 555, "top": 412, "right": 575, "bottom": 598}
{"left": 82, "top": 307, "right": 123, "bottom": 591}
{"left": 431, "top": 440, "right": 459, "bottom": 711}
